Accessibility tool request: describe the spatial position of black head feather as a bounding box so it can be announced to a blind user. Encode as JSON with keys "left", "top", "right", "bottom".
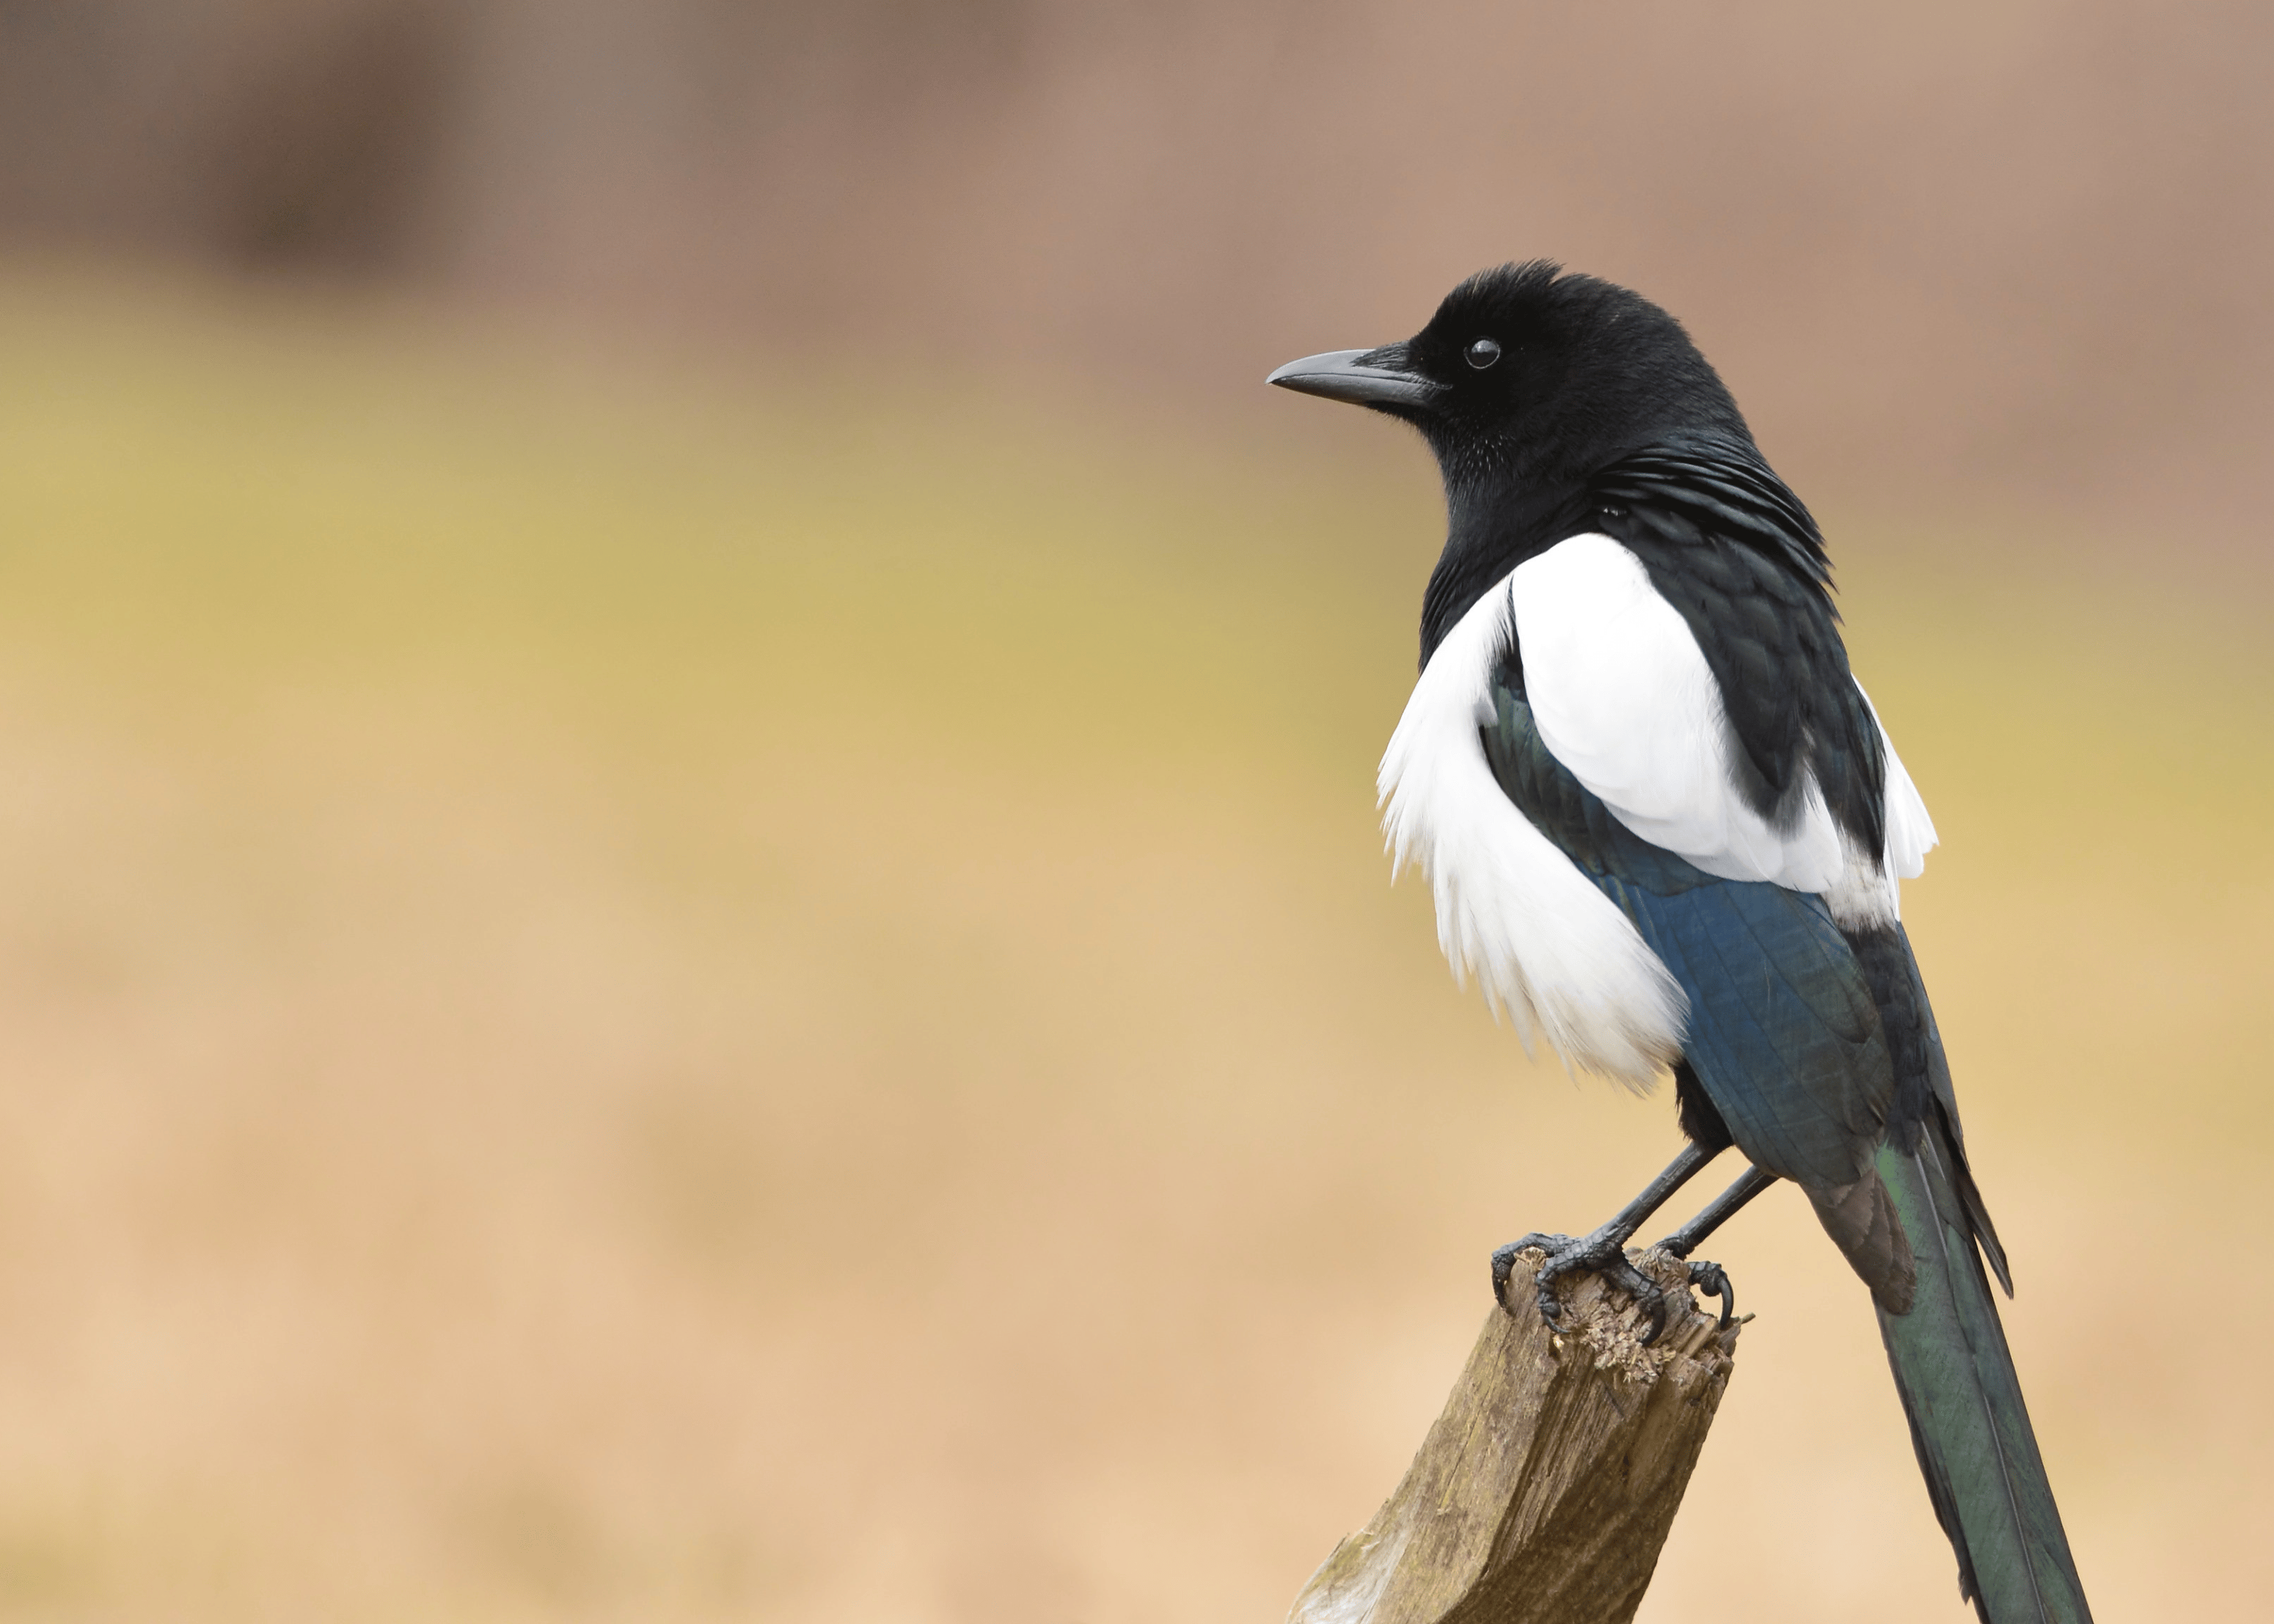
{"left": 1359, "top": 260, "right": 1752, "bottom": 498}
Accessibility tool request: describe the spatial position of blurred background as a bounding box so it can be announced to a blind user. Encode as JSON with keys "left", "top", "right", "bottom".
{"left": 0, "top": 3, "right": 2266, "bottom": 1620}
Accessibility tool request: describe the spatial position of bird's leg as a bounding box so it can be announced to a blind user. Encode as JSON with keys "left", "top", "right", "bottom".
{"left": 1491, "top": 1140, "right": 1723, "bottom": 1345}
{"left": 1653, "top": 1164, "right": 1780, "bottom": 1329}
{"left": 1658, "top": 1163, "right": 1777, "bottom": 1257}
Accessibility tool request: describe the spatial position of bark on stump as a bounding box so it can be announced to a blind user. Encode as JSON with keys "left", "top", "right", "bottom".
{"left": 1287, "top": 1246, "right": 1742, "bottom": 1624}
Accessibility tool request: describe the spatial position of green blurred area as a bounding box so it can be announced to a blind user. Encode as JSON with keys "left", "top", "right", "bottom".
{"left": 0, "top": 266, "right": 2265, "bottom": 1621}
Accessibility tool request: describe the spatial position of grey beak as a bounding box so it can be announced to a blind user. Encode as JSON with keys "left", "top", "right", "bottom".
{"left": 1265, "top": 348, "right": 1439, "bottom": 408}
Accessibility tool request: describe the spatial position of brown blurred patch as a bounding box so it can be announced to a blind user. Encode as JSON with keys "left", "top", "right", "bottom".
{"left": 211, "top": 2, "right": 461, "bottom": 272}
{"left": 1, "top": 2, "right": 2270, "bottom": 545}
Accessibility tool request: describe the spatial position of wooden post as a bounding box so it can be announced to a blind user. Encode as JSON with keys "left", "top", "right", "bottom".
{"left": 1287, "top": 1246, "right": 1743, "bottom": 1624}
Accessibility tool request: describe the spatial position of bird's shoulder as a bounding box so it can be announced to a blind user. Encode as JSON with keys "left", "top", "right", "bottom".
{"left": 1577, "top": 433, "right": 1886, "bottom": 860}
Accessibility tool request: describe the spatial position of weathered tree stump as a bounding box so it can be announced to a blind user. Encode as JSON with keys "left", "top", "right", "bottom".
{"left": 1287, "top": 1247, "right": 1743, "bottom": 1624}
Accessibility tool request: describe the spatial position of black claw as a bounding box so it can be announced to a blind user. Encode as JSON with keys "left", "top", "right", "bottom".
{"left": 1489, "top": 1243, "right": 1522, "bottom": 1312}
{"left": 1686, "top": 1259, "right": 1735, "bottom": 1328}
{"left": 1516, "top": 1232, "right": 1572, "bottom": 1328}
{"left": 1490, "top": 1233, "right": 1567, "bottom": 1320}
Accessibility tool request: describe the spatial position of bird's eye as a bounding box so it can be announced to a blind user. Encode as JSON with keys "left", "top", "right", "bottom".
{"left": 1466, "top": 337, "right": 1502, "bottom": 370}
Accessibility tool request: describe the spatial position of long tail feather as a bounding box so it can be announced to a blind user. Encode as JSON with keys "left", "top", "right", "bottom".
{"left": 1876, "top": 1121, "right": 2091, "bottom": 1623}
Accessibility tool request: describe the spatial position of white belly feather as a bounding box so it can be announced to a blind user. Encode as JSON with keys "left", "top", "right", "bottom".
{"left": 1378, "top": 577, "right": 1689, "bottom": 1089}
{"left": 1378, "top": 535, "right": 1938, "bottom": 1086}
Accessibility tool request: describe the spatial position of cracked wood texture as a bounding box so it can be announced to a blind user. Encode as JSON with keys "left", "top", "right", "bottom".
{"left": 1287, "top": 1248, "right": 1742, "bottom": 1624}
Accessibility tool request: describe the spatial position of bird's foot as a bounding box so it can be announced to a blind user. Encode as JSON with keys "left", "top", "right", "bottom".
{"left": 1649, "top": 1226, "right": 1738, "bottom": 1330}
{"left": 1654, "top": 1224, "right": 1739, "bottom": 1329}
{"left": 1680, "top": 1257, "right": 1736, "bottom": 1329}
{"left": 1490, "top": 1226, "right": 1672, "bottom": 1345}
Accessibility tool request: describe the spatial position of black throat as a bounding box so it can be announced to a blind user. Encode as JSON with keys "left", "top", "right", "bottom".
{"left": 1417, "top": 466, "right": 1599, "bottom": 667}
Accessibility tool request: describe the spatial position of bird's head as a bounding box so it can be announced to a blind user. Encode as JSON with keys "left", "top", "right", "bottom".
{"left": 1268, "top": 261, "right": 1750, "bottom": 497}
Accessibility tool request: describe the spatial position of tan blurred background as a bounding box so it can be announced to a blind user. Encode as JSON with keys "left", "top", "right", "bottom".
{"left": 0, "top": 4, "right": 2267, "bottom": 1621}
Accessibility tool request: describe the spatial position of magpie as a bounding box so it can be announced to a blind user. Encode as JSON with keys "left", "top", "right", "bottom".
{"left": 1269, "top": 262, "right": 2091, "bottom": 1623}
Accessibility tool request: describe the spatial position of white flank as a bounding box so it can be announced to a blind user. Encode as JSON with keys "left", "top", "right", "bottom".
{"left": 1378, "top": 578, "right": 1688, "bottom": 1089}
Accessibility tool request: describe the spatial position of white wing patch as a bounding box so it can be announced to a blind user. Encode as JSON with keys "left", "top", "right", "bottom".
{"left": 1378, "top": 580, "right": 1688, "bottom": 1089}
{"left": 1512, "top": 534, "right": 1846, "bottom": 892}
{"left": 1512, "top": 534, "right": 1936, "bottom": 930}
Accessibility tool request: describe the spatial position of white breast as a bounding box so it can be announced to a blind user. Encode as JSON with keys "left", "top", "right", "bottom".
{"left": 1377, "top": 579, "right": 1689, "bottom": 1089}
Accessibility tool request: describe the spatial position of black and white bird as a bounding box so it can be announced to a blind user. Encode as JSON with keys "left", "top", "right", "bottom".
{"left": 1269, "top": 262, "right": 2091, "bottom": 1623}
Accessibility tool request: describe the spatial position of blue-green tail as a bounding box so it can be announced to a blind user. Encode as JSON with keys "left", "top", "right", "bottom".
{"left": 1876, "top": 1122, "right": 2092, "bottom": 1623}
